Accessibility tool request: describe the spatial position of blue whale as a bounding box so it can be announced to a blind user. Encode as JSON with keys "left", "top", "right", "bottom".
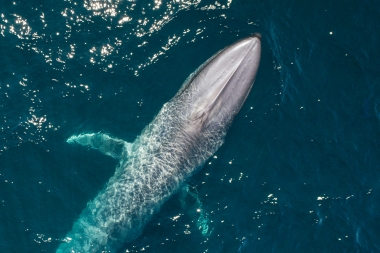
{"left": 57, "top": 34, "right": 262, "bottom": 252}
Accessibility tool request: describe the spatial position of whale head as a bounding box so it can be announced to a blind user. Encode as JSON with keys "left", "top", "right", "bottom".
{"left": 176, "top": 34, "right": 261, "bottom": 132}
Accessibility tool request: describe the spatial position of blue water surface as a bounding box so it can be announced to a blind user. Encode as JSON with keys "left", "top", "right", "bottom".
{"left": 1, "top": 0, "right": 380, "bottom": 252}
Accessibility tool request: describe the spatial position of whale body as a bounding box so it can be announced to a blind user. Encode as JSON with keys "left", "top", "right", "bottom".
{"left": 57, "top": 34, "right": 261, "bottom": 253}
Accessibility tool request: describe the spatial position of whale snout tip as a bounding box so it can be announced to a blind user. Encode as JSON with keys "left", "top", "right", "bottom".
{"left": 244, "top": 33, "right": 261, "bottom": 44}
{"left": 253, "top": 33, "right": 262, "bottom": 40}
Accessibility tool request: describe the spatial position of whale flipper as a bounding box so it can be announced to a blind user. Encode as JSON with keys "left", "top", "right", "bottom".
{"left": 67, "top": 133, "right": 132, "bottom": 160}
{"left": 180, "top": 184, "right": 213, "bottom": 237}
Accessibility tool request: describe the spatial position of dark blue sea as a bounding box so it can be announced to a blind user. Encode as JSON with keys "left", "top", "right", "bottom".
{"left": 1, "top": 0, "right": 380, "bottom": 252}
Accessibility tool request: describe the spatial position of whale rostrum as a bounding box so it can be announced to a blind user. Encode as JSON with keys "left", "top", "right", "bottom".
{"left": 57, "top": 34, "right": 261, "bottom": 253}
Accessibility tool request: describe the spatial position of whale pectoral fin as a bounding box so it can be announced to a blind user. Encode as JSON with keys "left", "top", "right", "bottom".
{"left": 180, "top": 184, "right": 213, "bottom": 237}
{"left": 67, "top": 133, "right": 132, "bottom": 160}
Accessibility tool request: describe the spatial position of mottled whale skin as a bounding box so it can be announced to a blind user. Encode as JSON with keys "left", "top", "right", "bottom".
{"left": 57, "top": 34, "right": 261, "bottom": 253}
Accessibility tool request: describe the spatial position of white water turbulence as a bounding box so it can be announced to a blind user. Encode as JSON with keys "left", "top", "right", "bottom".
{"left": 57, "top": 34, "right": 262, "bottom": 253}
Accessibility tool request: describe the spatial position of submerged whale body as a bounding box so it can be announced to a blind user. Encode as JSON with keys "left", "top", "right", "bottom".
{"left": 57, "top": 34, "right": 262, "bottom": 253}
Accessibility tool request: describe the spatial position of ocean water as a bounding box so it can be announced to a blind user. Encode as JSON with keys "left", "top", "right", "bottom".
{"left": 1, "top": 0, "right": 380, "bottom": 252}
